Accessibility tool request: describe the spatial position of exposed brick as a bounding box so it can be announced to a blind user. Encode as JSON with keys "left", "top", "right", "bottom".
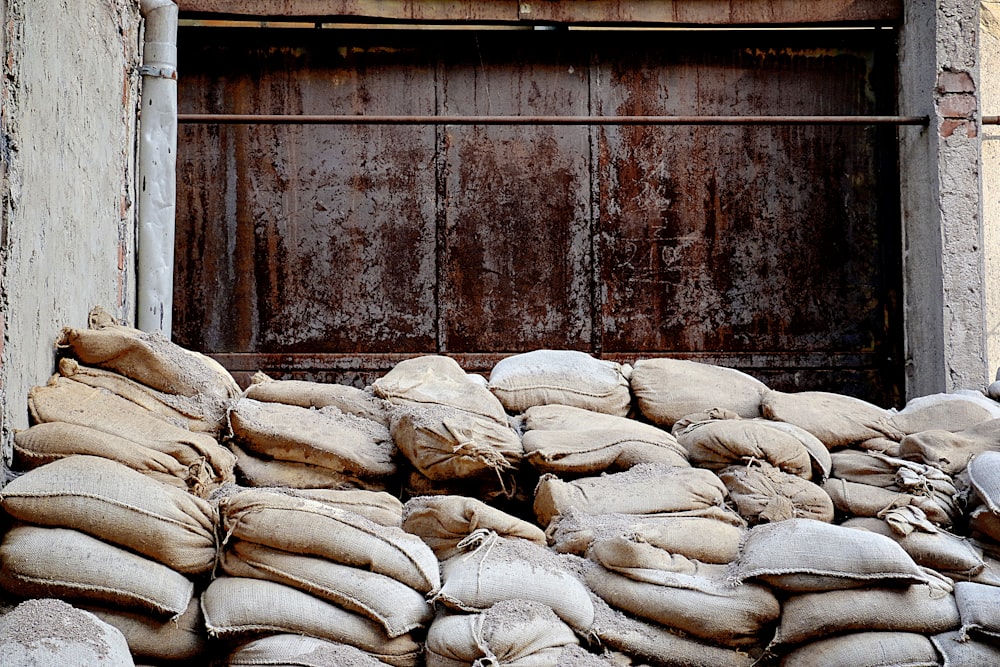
{"left": 937, "top": 69, "right": 976, "bottom": 94}
{"left": 937, "top": 94, "right": 977, "bottom": 118}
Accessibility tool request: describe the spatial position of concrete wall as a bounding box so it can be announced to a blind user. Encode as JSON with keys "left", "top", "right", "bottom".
{"left": 0, "top": 0, "right": 141, "bottom": 460}
{"left": 985, "top": 1, "right": 1000, "bottom": 381}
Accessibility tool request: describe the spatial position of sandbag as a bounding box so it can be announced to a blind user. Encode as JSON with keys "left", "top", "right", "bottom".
{"left": 521, "top": 404, "right": 688, "bottom": 474}
{"left": 401, "top": 494, "right": 546, "bottom": 561}
{"left": 678, "top": 418, "right": 812, "bottom": 477}
{"left": 954, "top": 580, "right": 1000, "bottom": 641}
{"left": 247, "top": 371, "right": 390, "bottom": 426}
{"left": 533, "top": 463, "right": 727, "bottom": 527}
{"left": 487, "top": 349, "right": 632, "bottom": 416}
{"left": 967, "top": 450, "right": 1000, "bottom": 513}
{"left": 85, "top": 596, "right": 206, "bottom": 663}
{"left": 403, "top": 467, "right": 527, "bottom": 507}
{"left": 779, "top": 632, "right": 939, "bottom": 667}
{"left": 630, "top": 358, "right": 767, "bottom": 427}
{"left": 830, "top": 450, "right": 960, "bottom": 518}
{"left": 229, "top": 441, "right": 387, "bottom": 491}
{"left": 761, "top": 389, "right": 901, "bottom": 448}
{"left": 899, "top": 418, "right": 1000, "bottom": 474}
{"left": 228, "top": 634, "right": 393, "bottom": 667}
{"left": 719, "top": 463, "right": 834, "bottom": 524}
{"left": 286, "top": 487, "right": 403, "bottom": 527}
{"left": 201, "top": 577, "right": 420, "bottom": 667}
{"left": 1, "top": 455, "right": 217, "bottom": 574}
{"left": 0, "top": 525, "right": 193, "bottom": 618}
{"left": 932, "top": 629, "right": 1000, "bottom": 667}
{"left": 843, "top": 513, "right": 984, "bottom": 576}
{"left": 823, "top": 477, "right": 954, "bottom": 527}
{"left": 890, "top": 390, "right": 1000, "bottom": 435}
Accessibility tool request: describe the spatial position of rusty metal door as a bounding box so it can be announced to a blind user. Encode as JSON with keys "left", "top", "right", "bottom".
{"left": 175, "top": 27, "right": 902, "bottom": 406}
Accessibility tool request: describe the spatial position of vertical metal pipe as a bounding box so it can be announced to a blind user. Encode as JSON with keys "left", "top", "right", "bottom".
{"left": 137, "top": 0, "right": 178, "bottom": 335}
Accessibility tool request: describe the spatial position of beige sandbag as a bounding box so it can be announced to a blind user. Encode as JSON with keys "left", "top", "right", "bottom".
{"left": 968, "top": 505, "right": 1000, "bottom": 544}
{"left": 27, "top": 375, "right": 235, "bottom": 494}
{"left": 287, "top": 487, "right": 403, "bottom": 527}
{"left": 13, "top": 422, "right": 191, "bottom": 491}
{"left": 229, "top": 398, "right": 396, "bottom": 479}
{"left": 389, "top": 402, "right": 522, "bottom": 481}
{"left": 401, "top": 494, "right": 546, "bottom": 561}
{"left": 201, "top": 577, "right": 420, "bottom": 667}
{"left": 843, "top": 513, "right": 984, "bottom": 576}
{"left": 228, "top": 634, "right": 393, "bottom": 667}
{"left": 890, "top": 391, "right": 1000, "bottom": 435}
{"left": 247, "top": 371, "right": 390, "bottom": 426}
{"left": 729, "top": 518, "right": 929, "bottom": 592}
{"left": 761, "top": 389, "right": 901, "bottom": 448}
{"left": 221, "top": 541, "right": 433, "bottom": 637}
{"left": 487, "top": 349, "right": 632, "bottom": 416}
{"left": 373, "top": 355, "right": 508, "bottom": 424}
{"left": 773, "top": 583, "right": 959, "bottom": 646}
{"left": 955, "top": 580, "right": 1000, "bottom": 641}
{"left": 1, "top": 455, "right": 217, "bottom": 574}
{"left": 0, "top": 526, "right": 193, "bottom": 618}
{"left": 898, "top": 417, "right": 1000, "bottom": 474}
{"left": 831, "top": 450, "right": 959, "bottom": 517}
{"left": 425, "top": 601, "right": 579, "bottom": 667}
{"left": 678, "top": 418, "right": 812, "bottom": 478}
{"left": 85, "top": 596, "right": 206, "bottom": 663}
{"left": 229, "top": 441, "right": 389, "bottom": 491}
{"left": 823, "top": 477, "right": 954, "bottom": 526}
{"left": 780, "top": 632, "right": 939, "bottom": 667}
{"left": 220, "top": 487, "right": 439, "bottom": 594}
{"left": 720, "top": 463, "right": 834, "bottom": 524}
{"left": 630, "top": 358, "right": 767, "bottom": 427}
{"left": 968, "top": 450, "right": 1000, "bottom": 513}
{"left": 403, "top": 467, "right": 525, "bottom": 506}
{"left": 521, "top": 404, "right": 688, "bottom": 474}
{"left": 533, "top": 463, "right": 727, "bottom": 527}
{"left": 932, "top": 630, "right": 1000, "bottom": 667}
{"left": 830, "top": 449, "right": 900, "bottom": 487}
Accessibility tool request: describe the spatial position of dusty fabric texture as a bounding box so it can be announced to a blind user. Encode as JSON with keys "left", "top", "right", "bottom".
{"left": 228, "top": 634, "right": 393, "bottom": 666}
{"left": 229, "top": 442, "right": 387, "bottom": 491}
{"left": 402, "top": 467, "right": 528, "bottom": 507}
{"left": 729, "top": 519, "right": 928, "bottom": 592}
{"left": 247, "top": 372, "right": 390, "bottom": 427}
{"left": 521, "top": 404, "right": 688, "bottom": 474}
{"left": 890, "top": 391, "right": 1000, "bottom": 435}
{"left": 533, "top": 463, "right": 727, "bottom": 527}
{"left": 677, "top": 418, "right": 812, "bottom": 478}
{"left": 759, "top": 419, "right": 833, "bottom": 481}
{"left": 968, "top": 505, "right": 1000, "bottom": 544}
{"left": 968, "top": 450, "right": 1000, "bottom": 513}
{"left": 373, "top": 355, "right": 509, "bottom": 424}
{"left": 487, "top": 349, "right": 632, "bottom": 416}
{"left": 1, "top": 455, "right": 218, "bottom": 574}
{"left": 843, "top": 515, "right": 984, "bottom": 576}
{"left": 201, "top": 577, "right": 420, "bottom": 667}
{"left": 955, "top": 580, "right": 1000, "bottom": 641}
{"left": 229, "top": 398, "right": 397, "bottom": 479}
{"left": 779, "top": 632, "right": 939, "bottom": 667}
{"left": 285, "top": 488, "right": 403, "bottom": 527}
{"left": 434, "top": 531, "right": 594, "bottom": 634}
{"left": 0, "top": 598, "right": 135, "bottom": 667}
{"left": 221, "top": 541, "right": 433, "bottom": 638}
{"left": 0, "top": 526, "right": 193, "bottom": 618}
{"left": 830, "top": 449, "right": 901, "bottom": 487}
{"left": 425, "top": 601, "right": 578, "bottom": 667}
{"left": 85, "top": 596, "right": 206, "bottom": 662}
{"left": 220, "top": 488, "right": 439, "bottom": 593}
{"left": 773, "top": 583, "right": 960, "bottom": 645}
{"left": 719, "top": 463, "right": 834, "bottom": 524}
{"left": 27, "top": 375, "right": 235, "bottom": 494}
{"left": 823, "top": 477, "right": 955, "bottom": 527}
{"left": 932, "top": 629, "right": 1000, "bottom": 667}
{"left": 898, "top": 418, "right": 1000, "bottom": 475}
{"left": 761, "top": 390, "right": 901, "bottom": 449}
{"left": 830, "top": 450, "right": 960, "bottom": 519}
{"left": 630, "top": 358, "right": 767, "bottom": 427}
{"left": 401, "top": 494, "right": 546, "bottom": 561}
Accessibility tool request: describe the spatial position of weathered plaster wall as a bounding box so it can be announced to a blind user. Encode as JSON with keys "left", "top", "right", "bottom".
{"left": 984, "top": 1, "right": 1000, "bottom": 380}
{"left": 0, "top": 0, "right": 141, "bottom": 460}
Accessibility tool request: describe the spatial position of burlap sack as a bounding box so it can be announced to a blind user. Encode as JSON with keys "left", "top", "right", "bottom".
{"left": 719, "top": 463, "right": 834, "bottom": 524}
{"left": 0, "top": 599, "right": 134, "bottom": 667}
{"left": 761, "top": 389, "right": 901, "bottom": 448}
{"left": 85, "top": 596, "right": 206, "bottom": 663}
{"left": 389, "top": 402, "right": 522, "bottom": 481}
{"left": 247, "top": 371, "right": 390, "bottom": 426}
{"left": 968, "top": 505, "right": 1000, "bottom": 544}
{"left": 843, "top": 514, "right": 984, "bottom": 576}
{"left": 221, "top": 541, "right": 433, "bottom": 637}
{"left": 521, "top": 404, "right": 687, "bottom": 474}
{"left": 425, "top": 601, "right": 579, "bottom": 667}
{"left": 373, "top": 355, "right": 509, "bottom": 424}
{"left": 968, "top": 450, "right": 1000, "bottom": 513}
{"left": 487, "top": 349, "right": 632, "bottom": 416}
{"left": 433, "top": 531, "right": 594, "bottom": 634}
{"left": 823, "top": 477, "right": 954, "bottom": 527}
{"left": 13, "top": 422, "right": 191, "bottom": 491}
{"left": 228, "top": 634, "right": 392, "bottom": 667}
{"left": 890, "top": 391, "right": 1000, "bottom": 435}
{"left": 201, "top": 577, "right": 420, "bottom": 667}
{"left": 27, "top": 375, "right": 235, "bottom": 494}
{"left": 287, "top": 487, "right": 403, "bottom": 527}
{"left": 677, "top": 418, "right": 812, "bottom": 477}
{"left": 229, "top": 398, "right": 396, "bottom": 479}
{"left": 932, "top": 630, "right": 1000, "bottom": 667}
{"left": 955, "top": 580, "right": 1000, "bottom": 641}
{"left": 780, "top": 632, "right": 939, "bottom": 667}
{"left": 630, "top": 358, "right": 767, "bottom": 427}
{"left": 899, "top": 418, "right": 1000, "bottom": 474}
{"left": 0, "top": 525, "right": 193, "bottom": 618}
{"left": 729, "top": 518, "right": 929, "bottom": 592}
{"left": 1, "top": 455, "right": 217, "bottom": 574}
{"left": 533, "top": 463, "right": 727, "bottom": 527}
{"left": 762, "top": 419, "right": 833, "bottom": 480}
{"left": 229, "top": 442, "right": 387, "bottom": 491}
{"left": 401, "top": 494, "right": 546, "bottom": 561}
{"left": 773, "top": 583, "right": 959, "bottom": 645}
{"left": 220, "top": 488, "right": 439, "bottom": 593}
{"left": 403, "top": 467, "right": 528, "bottom": 507}
{"left": 830, "top": 449, "right": 900, "bottom": 487}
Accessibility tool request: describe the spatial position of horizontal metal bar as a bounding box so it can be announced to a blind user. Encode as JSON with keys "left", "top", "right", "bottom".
{"left": 177, "top": 113, "right": 929, "bottom": 126}
{"left": 984, "top": 115, "right": 1000, "bottom": 125}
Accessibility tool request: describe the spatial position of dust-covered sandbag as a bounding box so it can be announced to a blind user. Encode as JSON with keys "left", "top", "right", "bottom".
{"left": 932, "top": 630, "right": 1000, "bottom": 667}
{"left": 823, "top": 477, "right": 955, "bottom": 526}
{"left": 831, "top": 450, "right": 960, "bottom": 517}
{"left": 403, "top": 467, "right": 527, "bottom": 507}
{"left": 1, "top": 455, "right": 217, "bottom": 574}
{"left": 843, "top": 512, "right": 984, "bottom": 576}
{"left": 85, "top": 596, "right": 206, "bottom": 663}
{"left": 533, "top": 463, "right": 727, "bottom": 527}
{"left": 286, "top": 487, "right": 403, "bottom": 527}
{"left": 221, "top": 541, "right": 433, "bottom": 637}
{"left": 729, "top": 518, "right": 929, "bottom": 592}
{"left": 220, "top": 487, "right": 439, "bottom": 593}
{"left": 0, "top": 526, "right": 193, "bottom": 618}
{"left": 433, "top": 531, "right": 594, "bottom": 634}
{"left": 890, "top": 391, "right": 1000, "bottom": 435}
{"left": 720, "top": 463, "right": 834, "bottom": 524}
{"left": 773, "top": 583, "right": 959, "bottom": 646}
{"left": 201, "top": 577, "right": 420, "bottom": 667}
{"left": 425, "top": 601, "right": 579, "bottom": 667}
{"left": 401, "top": 494, "right": 546, "bottom": 561}
{"left": 677, "top": 418, "right": 812, "bottom": 477}
{"left": 390, "top": 402, "right": 522, "bottom": 481}
{"left": 373, "top": 355, "right": 508, "bottom": 424}
{"left": 0, "top": 598, "right": 135, "bottom": 667}
{"left": 247, "top": 371, "right": 390, "bottom": 426}
{"left": 780, "top": 632, "right": 940, "bottom": 667}
{"left": 899, "top": 417, "right": 1000, "bottom": 474}
{"left": 228, "top": 634, "right": 393, "bottom": 667}
{"left": 967, "top": 450, "right": 1000, "bottom": 513}
{"left": 830, "top": 449, "right": 901, "bottom": 487}
{"left": 229, "top": 398, "right": 396, "bottom": 479}
{"left": 630, "top": 359, "right": 767, "bottom": 427}
{"left": 761, "top": 390, "right": 901, "bottom": 449}
{"left": 487, "top": 349, "right": 632, "bottom": 416}
{"left": 521, "top": 404, "right": 688, "bottom": 474}
{"left": 229, "top": 441, "right": 387, "bottom": 491}
{"left": 546, "top": 506, "right": 744, "bottom": 563}
{"left": 955, "top": 580, "right": 1000, "bottom": 641}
